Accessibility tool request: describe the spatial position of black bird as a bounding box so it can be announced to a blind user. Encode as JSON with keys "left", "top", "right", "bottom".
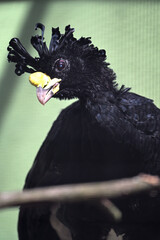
{"left": 7, "top": 23, "right": 160, "bottom": 240}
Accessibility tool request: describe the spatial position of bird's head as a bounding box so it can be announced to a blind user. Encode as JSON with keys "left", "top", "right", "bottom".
{"left": 7, "top": 23, "right": 116, "bottom": 104}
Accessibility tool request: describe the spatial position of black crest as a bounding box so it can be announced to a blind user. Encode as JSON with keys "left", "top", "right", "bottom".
{"left": 7, "top": 23, "right": 106, "bottom": 76}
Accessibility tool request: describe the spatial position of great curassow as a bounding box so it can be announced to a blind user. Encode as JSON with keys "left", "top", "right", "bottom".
{"left": 7, "top": 23, "right": 160, "bottom": 240}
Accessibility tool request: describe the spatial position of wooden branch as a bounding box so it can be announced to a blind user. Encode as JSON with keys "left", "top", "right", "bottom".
{"left": 0, "top": 174, "right": 159, "bottom": 210}
{"left": 100, "top": 199, "right": 122, "bottom": 222}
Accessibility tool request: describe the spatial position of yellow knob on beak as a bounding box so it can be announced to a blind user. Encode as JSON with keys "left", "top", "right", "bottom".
{"left": 29, "top": 72, "right": 51, "bottom": 88}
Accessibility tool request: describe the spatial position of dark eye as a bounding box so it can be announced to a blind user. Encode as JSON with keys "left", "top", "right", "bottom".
{"left": 55, "top": 59, "right": 67, "bottom": 72}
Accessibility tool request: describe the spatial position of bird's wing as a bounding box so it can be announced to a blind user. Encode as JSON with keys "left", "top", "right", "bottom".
{"left": 86, "top": 92, "right": 160, "bottom": 174}
{"left": 119, "top": 92, "right": 160, "bottom": 139}
{"left": 119, "top": 92, "right": 160, "bottom": 174}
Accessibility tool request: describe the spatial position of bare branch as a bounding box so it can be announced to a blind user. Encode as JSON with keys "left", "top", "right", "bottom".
{"left": 0, "top": 174, "right": 159, "bottom": 210}
{"left": 100, "top": 199, "right": 122, "bottom": 222}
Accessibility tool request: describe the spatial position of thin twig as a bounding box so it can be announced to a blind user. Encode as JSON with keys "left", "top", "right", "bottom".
{"left": 0, "top": 174, "right": 159, "bottom": 210}
{"left": 100, "top": 199, "right": 122, "bottom": 222}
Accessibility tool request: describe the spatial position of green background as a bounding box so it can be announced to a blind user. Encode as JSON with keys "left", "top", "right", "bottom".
{"left": 0, "top": 0, "right": 160, "bottom": 239}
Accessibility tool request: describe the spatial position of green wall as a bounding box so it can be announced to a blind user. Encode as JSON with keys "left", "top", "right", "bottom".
{"left": 0, "top": 0, "right": 160, "bottom": 239}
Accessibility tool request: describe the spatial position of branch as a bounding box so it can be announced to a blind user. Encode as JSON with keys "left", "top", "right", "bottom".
{"left": 100, "top": 199, "right": 122, "bottom": 222}
{"left": 0, "top": 174, "right": 159, "bottom": 210}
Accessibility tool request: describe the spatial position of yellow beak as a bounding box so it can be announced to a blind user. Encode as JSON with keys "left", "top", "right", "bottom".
{"left": 29, "top": 72, "right": 61, "bottom": 105}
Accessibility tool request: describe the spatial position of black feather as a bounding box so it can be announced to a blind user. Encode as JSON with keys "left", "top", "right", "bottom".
{"left": 7, "top": 23, "right": 108, "bottom": 77}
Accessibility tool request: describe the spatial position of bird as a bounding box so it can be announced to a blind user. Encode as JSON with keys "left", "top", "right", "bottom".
{"left": 7, "top": 23, "right": 160, "bottom": 240}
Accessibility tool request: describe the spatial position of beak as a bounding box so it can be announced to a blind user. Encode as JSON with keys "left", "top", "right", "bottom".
{"left": 36, "top": 79, "right": 61, "bottom": 105}
{"left": 29, "top": 72, "right": 61, "bottom": 105}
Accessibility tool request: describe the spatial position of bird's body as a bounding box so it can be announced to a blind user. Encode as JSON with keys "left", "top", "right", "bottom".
{"left": 7, "top": 24, "right": 160, "bottom": 240}
{"left": 24, "top": 92, "right": 158, "bottom": 189}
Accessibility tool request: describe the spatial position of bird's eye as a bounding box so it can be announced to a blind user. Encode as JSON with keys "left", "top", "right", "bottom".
{"left": 55, "top": 59, "right": 67, "bottom": 72}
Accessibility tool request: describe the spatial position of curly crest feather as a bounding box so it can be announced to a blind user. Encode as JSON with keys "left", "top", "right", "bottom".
{"left": 7, "top": 23, "right": 107, "bottom": 76}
